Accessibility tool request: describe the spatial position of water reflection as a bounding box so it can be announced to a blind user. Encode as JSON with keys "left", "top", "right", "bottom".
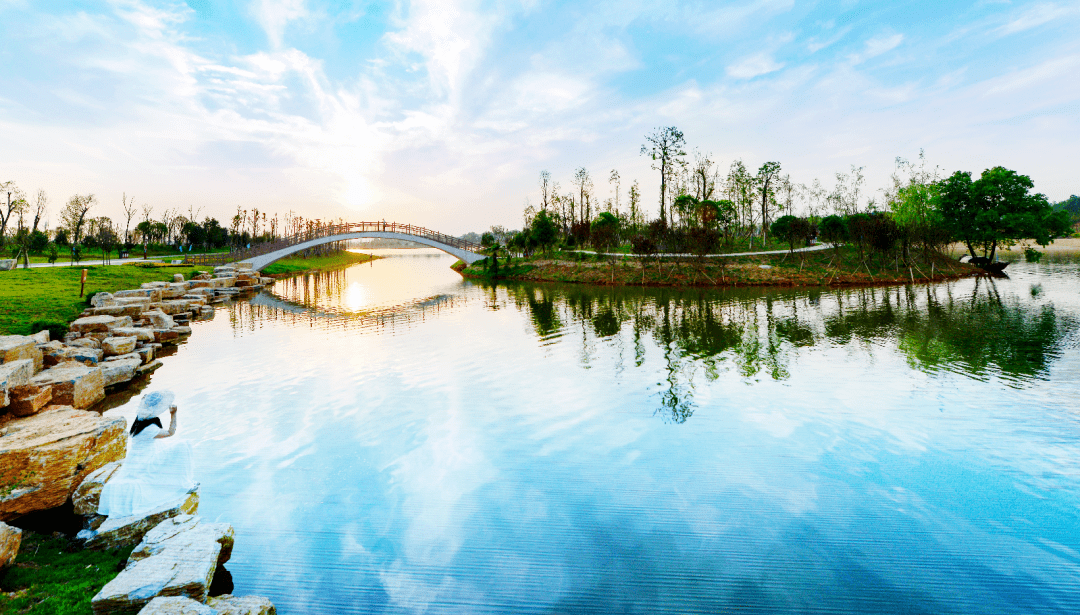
{"left": 126, "top": 251, "right": 1080, "bottom": 614}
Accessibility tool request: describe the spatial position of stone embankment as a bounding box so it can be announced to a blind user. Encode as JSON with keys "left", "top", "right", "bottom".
{"left": 0, "top": 263, "right": 277, "bottom": 614}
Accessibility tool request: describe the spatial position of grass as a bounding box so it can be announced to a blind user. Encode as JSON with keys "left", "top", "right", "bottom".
{"left": 18, "top": 245, "right": 232, "bottom": 265}
{"left": 0, "top": 532, "right": 133, "bottom": 615}
{"left": 261, "top": 250, "right": 379, "bottom": 276}
{"left": 0, "top": 264, "right": 205, "bottom": 336}
{"left": 461, "top": 245, "right": 979, "bottom": 288}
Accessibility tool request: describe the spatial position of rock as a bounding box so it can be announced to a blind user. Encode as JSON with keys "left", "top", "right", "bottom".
{"left": 0, "top": 259, "right": 15, "bottom": 271}
{"left": 138, "top": 596, "right": 215, "bottom": 615}
{"left": 137, "top": 360, "right": 163, "bottom": 375}
{"left": 172, "top": 274, "right": 185, "bottom": 283}
{"left": 104, "top": 351, "right": 141, "bottom": 362}
{"left": 30, "top": 362, "right": 105, "bottom": 408}
{"left": 73, "top": 461, "right": 122, "bottom": 516}
{"left": 0, "top": 335, "right": 43, "bottom": 372}
{"left": 172, "top": 326, "right": 192, "bottom": 336}
{"left": 31, "top": 330, "right": 51, "bottom": 344}
{"left": 6, "top": 384, "right": 53, "bottom": 417}
{"left": 70, "top": 315, "right": 134, "bottom": 333}
{"left": 0, "top": 406, "right": 126, "bottom": 521}
{"left": 135, "top": 346, "right": 156, "bottom": 364}
{"left": 0, "top": 521, "right": 21, "bottom": 569}
{"left": 198, "top": 306, "right": 214, "bottom": 320}
{"left": 90, "top": 292, "right": 116, "bottom": 307}
{"left": 158, "top": 301, "right": 196, "bottom": 316}
{"left": 40, "top": 342, "right": 103, "bottom": 367}
{"left": 206, "top": 595, "right": 277, "bottom": 615}
{"left": 0, "top": 359, "right": 33, "bottom": 406}
{"left": 69, "top": 337, "right": 102, "bottom": 349}
{"left": 187, "top": 287, "right": 214, "bottom": 296}
{"left": 153, "top": 330, "right": 179, "bottom": 344}
{"left": 89, "top": 304, "right": 148, "bottom": 317}
{"left": 92, "top": 512, "right": 228, "bottom": 614}
{"left": 101, "top": 357, "right": 143, "bottom": 386}
{"left": 259, "top": 278, "right": 274, "bottom": 286}
{"left": 103, "top": 336, "right": 138, "bottom": 356}
{"left": 117, "top": 288, "right": 164, "bottom": 302}
{"left": 82, "top": 488, "right": 199, "bottom": 549}
{"left": 112, "top": 327, "right": 156, "bottom": 342}
{"left": 144, "top": 310, "right": 176, "bottom": 330}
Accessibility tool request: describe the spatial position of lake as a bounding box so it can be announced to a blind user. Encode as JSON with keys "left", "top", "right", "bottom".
{"left": 104, "top": 249, "right": 1080, "bottom": 614}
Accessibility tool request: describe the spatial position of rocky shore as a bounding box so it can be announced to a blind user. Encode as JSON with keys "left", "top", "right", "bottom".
{"left": 1, "top": 263, "right": 277, "bottom": 614}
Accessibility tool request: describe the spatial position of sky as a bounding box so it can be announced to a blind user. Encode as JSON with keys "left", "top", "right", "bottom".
{"left": 1, "top": 0, "right": 1078, "bottom": 235}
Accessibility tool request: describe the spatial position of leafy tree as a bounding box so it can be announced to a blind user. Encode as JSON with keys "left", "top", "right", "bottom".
{"left": 46, "top": 242, "right": 60, "bottom": 264}
{"left": 641, "top": 126, "right": 686, "bottom": 225}
{"left": 591, "top": 212, "right": 620, "bottom": 281}
{"left": 480, "top": 232, "right": 496, "bottom": 248}
{"left": 938, "top": 167, "right": 1070, "bottom": 260}
{"left": 61, "top": 194, "right": 96, "bottom": 243}
{"left": 672, "top": 194, "right": 699, "bottom": 228}
{"left": 770, "top": 215, "right": 799, "bottom": 253}
{"left": 53, "top": 228, "right": 69, "bottom": 246}
{"left": 819, "top": 215, "right": 848, "bottom": 259}
{"left": 28, "top": 230, "right": 48, "bottom": 253}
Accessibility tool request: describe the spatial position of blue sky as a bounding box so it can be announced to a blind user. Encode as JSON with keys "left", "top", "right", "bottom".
{"left": 1, "top": 0, "right": 1077, "bottom": 233}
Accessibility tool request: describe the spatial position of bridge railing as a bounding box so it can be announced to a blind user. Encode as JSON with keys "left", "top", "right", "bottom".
{"left": 183, "top": 222, "right": 483, "bottom": 267}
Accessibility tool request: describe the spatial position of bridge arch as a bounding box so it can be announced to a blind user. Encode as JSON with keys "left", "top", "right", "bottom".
{"left": 238, "top": 231, "right": 486, "bottom": 271}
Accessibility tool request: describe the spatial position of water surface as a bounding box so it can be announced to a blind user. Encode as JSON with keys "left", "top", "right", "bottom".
{"left": 106, "top": 249, "right": 1080, "bottom": 614}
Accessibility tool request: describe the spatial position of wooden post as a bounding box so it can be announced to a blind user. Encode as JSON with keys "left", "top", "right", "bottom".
{"left": 80, "top": 269, "right": 88, "bottom": 297}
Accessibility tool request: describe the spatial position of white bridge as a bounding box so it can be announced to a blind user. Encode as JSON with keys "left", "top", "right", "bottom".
{"left": 186, "top": 222, "right": 486, "bottom": 270}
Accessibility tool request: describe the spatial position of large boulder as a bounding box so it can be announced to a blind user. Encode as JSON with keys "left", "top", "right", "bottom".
{"left": 0, "top": 335, "right": 44, "bottom": 372}
{"left": 0, "top": 406, "right": 126, "bottom": 521}
{"left": 101, "top": 357, "right": 144, "bottom": 387}
{"left": 90, "top": 292, "right": 116, "bottom": 307}
{"left": 92, "top": 513, "right": 231, "bottom": 614}
{"left": 113, "top": 327, "right": 156, "bottom": 342}
{"left": 138, "top": 596, "right": 215, "bottom": 614}
{"left": 116, "top": 288, "right": 164, "bottom": 302}
{"left": 82, "top": 488, "right": 199, "bottom": 549}
{"left": 0, "top": 259, "right": 15, "bottom": 271}
{"left": 143, "top": 310, "right": 176, "bottom": 330}
{"left": 103, "top": 336, "right": 138, "bottom": 357}
{"left": 0, "top": 359, "right": 33, "bottom": 406}
{"left": 6, "top": 384, "right": 54, "bottom": 418}
{"left": 0, "top": 521, "right": 21, "bottom": 569}
{"left": 40, "top": 341, "right": 103, "bottom": 367}
{"left": 206, "top": 595, "right": 277, "bottom": 615}
{"left": 72, "top": 461, "right": 122, "bottom": 516}
{"left": 69, "top": 315, "right": 134, "bottom": 333}
{"left": 30, "top": 362, "right": 105, "bottom": 408}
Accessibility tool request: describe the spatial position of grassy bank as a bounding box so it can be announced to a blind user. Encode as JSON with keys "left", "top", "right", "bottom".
{"left": 261, "top": 250, "right": 380, "bottom": 277}
{"left": 458, "top": 245, "right": 980, "bottom": 288}
{"left": 0, "top": 264, "right": 204, "bottom": 336}
{"left": 0, "top": 532, "right": 133, "bottom": 615}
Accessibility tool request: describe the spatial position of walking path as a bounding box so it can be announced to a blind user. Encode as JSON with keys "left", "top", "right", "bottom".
{"left": 22, "top": 253, "right": 219, "bottom": 269}
{"left": 568, "top": 243, "right": 833, "bottom": 259}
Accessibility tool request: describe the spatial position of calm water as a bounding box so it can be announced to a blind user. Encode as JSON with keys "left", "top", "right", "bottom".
{"left": 105, "top": 249, "right": 1080, "bottom": 614}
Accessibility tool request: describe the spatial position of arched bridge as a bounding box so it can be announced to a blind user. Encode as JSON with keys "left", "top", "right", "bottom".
{"left": 185, "top": 222, "right": 485, "bottom": 270}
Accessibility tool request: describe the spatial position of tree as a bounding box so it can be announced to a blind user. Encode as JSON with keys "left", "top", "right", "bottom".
{"left": 672, "top": 194, "right": 699, "bottom": 228}
{"left": 819, "top": 215, "right": 848, "bottom": 260}
{"left": 641, "top": 126, "right": 686, "bottom": 225}
{"left": 122, "top": 193, "right": 137, "bottom": 245}
{"left": 591, "top": 212, "right": 621, "bottom": 282}
{"left": 770, "top": 215, "right": 799, "bottom": 253}
{"left": 609, "top": 169, "right": 621, "bottom": 217}
{"left": 539, "top": 171, "right": 552, "bottom": 212}
{"left": 530, "top": 209, "right": 559, "bottom": 254}
{"left": 61, "top": 194, "right": 96, "bottom": 244}
{"left": 572, "top": 168, "right": 593, "bottom": 226}
{"left": 937, "top": 166, "right": 1070, "bottom": 261}
{"left": 31, "top": 190, "right": 47, "bottom": 233}
{"left": 135, "top": 220, "right": 153, "bottom": 258}
{"left": 0, "top": 182, "right": 28, "bottom": 245}
{"left": 756, "top": 161, "right": 781, "bottom": 243}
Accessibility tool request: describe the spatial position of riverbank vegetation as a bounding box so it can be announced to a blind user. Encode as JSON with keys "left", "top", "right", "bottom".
{"left": 0, "top": 531, "right": 133, "bottom": 615}
{"left": 0, "top": 264, "right": 202, "bottom": 336}
{"left": 462, "top": 134, "right": 1071, "bottom": 288}
{"left": 261, "top": 250, "right": 379, "bottom": 277}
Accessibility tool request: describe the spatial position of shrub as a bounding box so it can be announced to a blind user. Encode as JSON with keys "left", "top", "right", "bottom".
{"left": 29, "top": 321, "right": 68, "bottom": 340}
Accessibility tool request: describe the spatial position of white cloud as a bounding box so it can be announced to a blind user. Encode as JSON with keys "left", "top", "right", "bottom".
{"left": 1000, "top": 2, "right": 1077, "bottom": 34}
{"left": 251, "top": 0, "right": 309, "bottom": 48}
{"left": 726, "top": 53, "right": 785, "bottom": 79}
{"left": 848, "top": 33, "right": 904, "bottom": 64}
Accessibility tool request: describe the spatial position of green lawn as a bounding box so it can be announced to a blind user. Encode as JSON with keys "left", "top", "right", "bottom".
{"left": 0, "top": 532, "right": 133, "bottom": 615}
{"left": 0, "top": 264, "right": 203, "bottom": 336}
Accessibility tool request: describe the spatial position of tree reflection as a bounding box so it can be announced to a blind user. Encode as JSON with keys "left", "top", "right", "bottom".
{"left": 505, "top": 276, "right": 1075, "bottom": 422}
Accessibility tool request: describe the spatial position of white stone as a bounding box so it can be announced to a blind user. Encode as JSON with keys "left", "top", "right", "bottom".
{"left": 90, "top": 292, "right": 116, "bottom": 307}
{"left": 112, "top": 327, "right": 156, "bottom": 342}
{"left": 100, "top": 357, "right": 143, "bottom": 386}
{"left": 0, "top": 259, "right": 15, "bottom": 271}
{"left": 172, "top": 274, "right": 185, "bottom": 283}
{"left": 92, "top": 512, "right": 230, "bottom": 614}
{"left": 0, "top": 359, "right": 33, "bottom": 406}
{"left": 143, "top": 310, "right": 176, "bottom": 330}
{"left": 31, "top": 330, "right": 51, "bottom": 344}
{"left": 138, "top": 596, "right": 215, "bottom": 615}
{"left": 206, "top": 595, "right": 277, "bottom": 615}
{"left": 0, "top": 521, "right": 21, "bottom": 569}
{"left": 102, "top": 336, "right": 138, "bottom": 356}
{"left": 73, "top": 461, "right": 122, "bottom": 516}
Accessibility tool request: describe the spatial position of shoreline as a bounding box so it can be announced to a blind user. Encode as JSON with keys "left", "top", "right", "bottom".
{"left": 261, "top": 249, "right": 381, "bottom": 278}
{"left": 456, "top": 248, "right": 983, "bottom": 289}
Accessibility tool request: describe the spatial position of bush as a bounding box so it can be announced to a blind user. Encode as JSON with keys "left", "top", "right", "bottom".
{"left": 1024, "top": 247, "right": 1042, "bottom": 263}
{"left": 29, "top": 321, "right": 68, "bottom": 340}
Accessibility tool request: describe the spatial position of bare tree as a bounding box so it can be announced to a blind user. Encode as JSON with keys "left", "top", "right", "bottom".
{"left": 539, "top": 171, "right": 552, "bottom": 212}
{"left": 609, "top": 169, "right": 621, "bottom": 217}
{"left": 756, "top": 161, "right": 781, "bottom": 243}
{"left": 572, "top": 167, "right": 593, "bottom": 225}
{"left": 640, "top": 126, "right": 687, "bottom": 225}
{"left": 0, "top": 181, "right": 28, "bottom": 243}
{"left": 31, "top": 189, "right": 47, "bottom": 233}
{"left": 121, "top": 193, "right": 137, "bottom": 244}
{"left": 692, "top": 151, "right": 716, "bottom": 201}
